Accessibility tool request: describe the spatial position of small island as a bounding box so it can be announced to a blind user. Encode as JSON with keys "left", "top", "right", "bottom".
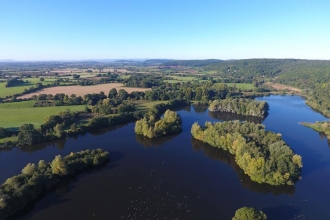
{"left": 135, "top": 109, "right": 182, "bottom": 138}
{"left": 232, "top": 207, "right": 267, "bottom": 220}
{"left": 0, "top": 149, "right": 109, "bottom": 219}
{"left": 208, "top": 98, "right": 269, "bottom": 117}
{"left": 191, "top": 120, "right": 302, "bottom": 186}
{"left": 301, "top": 121, "right": 330, "bottom": 139}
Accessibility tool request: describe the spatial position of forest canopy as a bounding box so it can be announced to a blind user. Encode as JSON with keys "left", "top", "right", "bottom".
{"left": 208, "top": 98, "right": 269, "bottom": 117}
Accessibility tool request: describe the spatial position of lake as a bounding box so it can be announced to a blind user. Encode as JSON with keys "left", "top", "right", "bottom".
{"left": 1, "top": 95, "right": 330, "bottom": 220}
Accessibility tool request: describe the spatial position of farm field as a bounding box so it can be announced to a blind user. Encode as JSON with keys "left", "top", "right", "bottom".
{"left": 226, "top": 83, "right": 255, "bottom": 89}
{"left": 164, "top": 76, "right": 199, "bottom": 83}
{"left": 0, "top": 100, "right": 86, "bottom": 130}
{"left": 0, "top": 78, "right": 57, "bottom": 98}
{"left": 17, "top": 83, "right": 151, "bottom": 99}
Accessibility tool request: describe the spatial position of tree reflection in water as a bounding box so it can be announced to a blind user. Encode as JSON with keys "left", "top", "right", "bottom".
{"left": 136, "top": 133, "right": 180, "bottom": 148}
{"left": 208, "top": 111, "right": 267, "bottom": 124}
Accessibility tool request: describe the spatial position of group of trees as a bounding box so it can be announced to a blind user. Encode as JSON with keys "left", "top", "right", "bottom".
{"left": 191, "top": 120, "right": 302, "bottom": 185}
{"left": 135, "top": 109, "right": 182, "bottom": 138}
{"left": 0, "top": 149, "right": 109, "bottom": 219}
{"left": 301, "top": 121, "right": 330, "bottom": 139}
{"left": 17, "top": 110, "right": 80, "bottom": 145}
{"left": 232, "top": 207, "right": 267, "bottom": 220}
{"left": 124, "top": 73, "right": 162, "bottom": 88}
{"left": 5, "top": 78, "right": 24, "bottom": 87}
{"left": 208, "top": 98, "right": 269, "bottom": 117}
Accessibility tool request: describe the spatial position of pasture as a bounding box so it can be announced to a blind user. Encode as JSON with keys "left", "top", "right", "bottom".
{"left": 0, "top": 78, "right": 57, "bottom": 98}
{"left": 0, "top": 100, "right": 86, "bottom": 130}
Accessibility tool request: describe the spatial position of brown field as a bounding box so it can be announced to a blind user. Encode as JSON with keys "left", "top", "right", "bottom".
{"left": 265, "top": 82, "right": 302, "bottom": 93}
{"left": 18, "top": 83, "right": 151, "bottom": 99}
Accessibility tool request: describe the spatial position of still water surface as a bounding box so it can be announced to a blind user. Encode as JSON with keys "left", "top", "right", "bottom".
{"left": 1, "top": 95, "right": 330, "bottom": 220}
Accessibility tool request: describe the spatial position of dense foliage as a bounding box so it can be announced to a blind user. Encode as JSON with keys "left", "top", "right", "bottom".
{"left": 5, "top": 78, "right": 24, "bottom": 87}
{"left": 209, "top": 98, "right": 269, "bottom": 117}
{"left": 0, "top": 149, "right": 109, "bottom": 219}
{"left": 124, "top": 73, "right": 162, "bottom": 88}
{"left": 301, "top": 121, "right": 330, "bottom": 139}
{"left": 232, "top": 207, "right": 267, "bottom": 220}
{"left": 191, "top": 120, "right": 302, "bottom": 185}
{"left": 135, "top": 109, "right": 182, "bottom": 138}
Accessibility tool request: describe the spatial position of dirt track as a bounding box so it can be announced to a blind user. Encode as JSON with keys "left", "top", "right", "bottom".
{"left": 18, "top": 83, "right": 151, "bottom": 99}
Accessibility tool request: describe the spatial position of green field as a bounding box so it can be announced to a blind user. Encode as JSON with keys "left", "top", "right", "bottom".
{"left": 0, "top": 78, "right": 57, "bottom": 98}
{"left": 213, "top": 83, "right": 254, "bottom": 90}
{"left": 226, "top": 83, "right": 255, "bottom": 89}
{"left": 164, "top": 76, "right": 198, "bottom": 83}
{"left": 0, "top": 100, "right": 86, "bottom": 130}
{"left": 135, "top": 101, "right": 168, "bottom": 110}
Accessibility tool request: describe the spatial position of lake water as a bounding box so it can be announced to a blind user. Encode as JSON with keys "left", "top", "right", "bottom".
{"left": 1, "top": 95, "right": 330, "bottom": 220}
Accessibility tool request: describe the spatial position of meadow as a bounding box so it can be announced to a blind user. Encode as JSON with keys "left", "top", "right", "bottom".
{"left": 0, "top": 78, "right": 57, "bottom": 98}
{"left": 0, "top": 100, "right": 86, "bottom": 130}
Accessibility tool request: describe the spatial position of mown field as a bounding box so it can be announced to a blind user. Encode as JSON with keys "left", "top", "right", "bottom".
{"left": 17, "top": 83, "right": 151, "bottom": 99}
{"left": 0, "top": 101, "right": 86, "bottom": 130}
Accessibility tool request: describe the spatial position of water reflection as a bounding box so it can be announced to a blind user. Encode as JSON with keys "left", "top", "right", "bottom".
{"left": 88, "top": 123, "right": 128, "bottom": 137}
{"left": 208, "top": 111, "right": 266, "bottom": 124}
{"left": 136, "top": 133, "right": 180, "bottom": 148}
{"left": 192, "top": 105, "right": 208, "bottom": 113}
{"left": 317, "top": 132, "right": 330, "bottom": 148}
{"left": 191, "top": 138, "right": 295, "bottom": 195}
{"left": 20, "top": 138, "right": 68, "bottom": 153}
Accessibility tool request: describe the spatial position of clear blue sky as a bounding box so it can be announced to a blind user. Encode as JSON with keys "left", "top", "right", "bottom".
{"left": 1, "top": 0, "right": 330, "bottom": 60}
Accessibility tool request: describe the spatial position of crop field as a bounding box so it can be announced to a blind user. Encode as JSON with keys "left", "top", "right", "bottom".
{"left": 0, "top": 100, "right": 86, "bottom": 130}
{"left": 17, "top": 83, "right": 151, "bottom": 99}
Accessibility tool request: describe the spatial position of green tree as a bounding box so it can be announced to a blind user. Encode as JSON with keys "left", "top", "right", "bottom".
{"left": 232, "top": 207, "right": 267, "bottom": 220}
{"left": 108, "top": 88, "right": 118, "bottom": 99}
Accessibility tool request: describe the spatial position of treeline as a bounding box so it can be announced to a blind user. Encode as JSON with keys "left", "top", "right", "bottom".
{"left": 301, "top": 121, "right": 330, "bottom": 139}
{"left": 0, "top": 149, "right": 109, "bottom": 219}
{"left": 191, "top": 120, "right": 302, "bottom": 185}
{"left": 124, "top": 74, "right": 162, "bottom": 88}
{"left": 208, "top": 98, "right": 269, "bottom": 117}
{"left": 135, "top": 109, "right": 182, "bottom": 138}
{"left": 87, "top": 99, "right": 189, "bottom": 131}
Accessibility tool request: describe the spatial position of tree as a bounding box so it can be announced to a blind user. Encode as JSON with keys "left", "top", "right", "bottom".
{"left": 40, "top": 77, "right": 45, "bottom": 82}
{"left": 108, "top": 88, "right": 118, "bottom": 99}
{"left": 73, "top": 74, "right": 80, "bottom": 79}
{"left": 17, "top": 124, "right": 40, "bottom": 145}
{"left": 118, "top": 89, "right": 128, "bottom": 100}
{"left": 50, "top": 155, "right": 67, "bottom": 175}
{"left": 232, "top": 207, "right": 267, "bottom": 220}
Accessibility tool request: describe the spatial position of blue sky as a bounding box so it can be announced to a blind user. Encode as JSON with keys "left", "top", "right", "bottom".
{"left": 1, "top": 0, "right": 330, "bottom": 60}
